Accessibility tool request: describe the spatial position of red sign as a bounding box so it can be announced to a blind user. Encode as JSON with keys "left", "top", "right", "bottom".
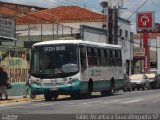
{"left": 137, "top": 11, "right": 155, "bottom": 31}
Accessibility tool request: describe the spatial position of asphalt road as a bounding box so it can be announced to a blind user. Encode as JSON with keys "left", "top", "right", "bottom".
{"left": 1, "top": 89, "right": 160, "bottom": 120}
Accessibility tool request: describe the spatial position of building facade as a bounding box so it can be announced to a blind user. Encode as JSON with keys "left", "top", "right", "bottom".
{"left": 1, "top": 4, "right": 133, "bottom": 83}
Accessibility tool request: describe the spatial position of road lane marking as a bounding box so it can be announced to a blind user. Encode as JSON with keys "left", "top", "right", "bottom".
{"left": 81, "top": 100, "right": 102, "bottom": 105}
{"left": 33, "top": 103, "right": 53, "bottom": 106}
{"left": 103, "top": 99, "right": 122, "bottom": 104}
{"left": 121, "top": 99, "right": 144, "bottom": 104}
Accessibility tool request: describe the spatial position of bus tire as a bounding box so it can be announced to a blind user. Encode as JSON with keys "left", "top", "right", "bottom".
{"left": 107, "top": 79, "right": 114, "bottom": 96}
{"left": 70, "top": 94, "right": 80, "bottom": 99}
{"left": 101, "top": 90, "right": 107, "bottom": 96}
{"left": 44, "top": 93, "right": 52, "bottom": 101}
{"left": 53, "top": 94, "right": 58, "bottom": 100}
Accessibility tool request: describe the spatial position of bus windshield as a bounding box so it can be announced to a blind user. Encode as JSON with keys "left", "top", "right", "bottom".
{"left": 30, "top": 44, "right": 79, "bottom": 78}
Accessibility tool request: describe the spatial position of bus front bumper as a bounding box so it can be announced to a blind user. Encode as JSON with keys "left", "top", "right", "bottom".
{"left": 30, "top": 80, "right": 81, "bottom": 95}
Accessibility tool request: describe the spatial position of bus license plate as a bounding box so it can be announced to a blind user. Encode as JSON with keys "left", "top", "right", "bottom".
{"left": 50, "top": 88, "right": 58, "bottom": 91}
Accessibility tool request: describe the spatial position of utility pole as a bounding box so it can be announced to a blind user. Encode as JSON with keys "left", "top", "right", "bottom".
{"left": 100, "top": 1, "right": 108, "bottom": 43}
{"left": 100, "top": 0, "right": 123, "bottom": 44}
{"left": 113, "top": 8, "right": 118, "bottom": 44}
{"left": 108, "top": 8, "right": 113, "bottom": 44}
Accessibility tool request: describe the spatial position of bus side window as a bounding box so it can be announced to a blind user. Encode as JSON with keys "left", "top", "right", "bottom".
{"left": 98, "top": 48, "right": 101, "bottom": 65}
{"left": 112, "top": 50, "right": 116, "bottom": 66}
{"left": 88, "top": 47, "right": 99, "bottom": 66}
{"left": 118, "top": 50, "right": 122, "bottom": 66}
{"left": 115, "top": 50, "right": 118, "bottom": 66}
{"left": 80, "top": 45, "right": 87, "bottom": 67}
{"left": 94, "top": 48, "right": 99, "bottom": 65}
{"left": 105, "top": 49, "right": 110, "bottom": 66}
{"left": 87, "top": 47, "right": 96, "bottom": 66}
{"left": 100, "top": 48, "right": 105, "bottom": 66}
{"left": 109, "top": 49, "right": 114, "bottom": 66}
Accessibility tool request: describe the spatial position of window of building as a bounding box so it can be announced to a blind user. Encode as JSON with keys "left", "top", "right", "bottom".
{"left": 119, "top": 29, "right": 122, "bottom": 36}
{"left": 125, "top": 30, "right": 128, "bottom": 38}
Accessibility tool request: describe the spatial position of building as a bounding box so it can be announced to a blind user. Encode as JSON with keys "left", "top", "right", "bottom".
{"left": 10, "top": 6, "right": 105, "bottom": 48}
{"left": 133, "top": 33, "right": 160, "bottom": 73}
{"left": 0, "top": 1, "right": 45, "bottom": 18}
{"left": 0, "top": 2, "right": 45, "bottom": 84}
{"left": 118, "top": 17, "right": 133, "bottom": 75}
{"left": 0, "top": 4, "right": 133, "bottom": 83}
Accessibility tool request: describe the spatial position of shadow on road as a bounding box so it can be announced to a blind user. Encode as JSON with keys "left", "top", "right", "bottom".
{"left": 31, "top": 92, "right": 123, "bottom": 103}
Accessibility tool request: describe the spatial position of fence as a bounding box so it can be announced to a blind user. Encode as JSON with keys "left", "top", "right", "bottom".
{"left": 0, "top": 46, "right": 29, "bottom": 83}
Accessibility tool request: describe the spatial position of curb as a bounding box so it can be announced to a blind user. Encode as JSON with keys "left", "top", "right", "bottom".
{"left": 0, "top": 95, "right": 70, "bottom": 105}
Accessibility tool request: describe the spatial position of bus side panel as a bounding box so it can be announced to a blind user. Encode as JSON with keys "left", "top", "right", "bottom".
{"left": 79, "top": 66, "right": 125, "bottom": 93}
{"left": 92, "top": 80, "right": 111, "bottom": 92}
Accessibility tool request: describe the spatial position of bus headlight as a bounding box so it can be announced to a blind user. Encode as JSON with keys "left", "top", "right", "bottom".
{"left": 67, "top": 77, "right": 78, "bottom": 84}
{"left": 29, "top": 76, "right": 42, "bottom": 85}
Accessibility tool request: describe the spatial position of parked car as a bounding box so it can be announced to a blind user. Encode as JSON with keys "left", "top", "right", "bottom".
{"left": 145, "top": 73, "right": 156, "bottom": 89}
{"left": 146, "top": 73, "right": 160, "bottom": 89}
{"left": 129, "top": 74, "right": 151, "bottom": 91}
{"left": 154, "top": 75, "right": 160, "bottom": 89}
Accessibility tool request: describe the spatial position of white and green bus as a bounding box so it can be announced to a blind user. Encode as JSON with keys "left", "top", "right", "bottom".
{"left": 29, "top": 40, "right": 126, "bottom": 101}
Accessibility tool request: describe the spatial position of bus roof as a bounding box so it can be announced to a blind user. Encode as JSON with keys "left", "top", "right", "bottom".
{"left": 33, "top": 40, "right": 122, "bottom": 49}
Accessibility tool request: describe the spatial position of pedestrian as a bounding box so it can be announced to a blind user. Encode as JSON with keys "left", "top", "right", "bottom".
{"left": 23, "top": 80, "right": 30, "bottom": 98}
{"left": 0, "top": 67, "right": 9, "bottom": 100}
{"left": 23, "top": 80, "right": 36, "bottom": 99}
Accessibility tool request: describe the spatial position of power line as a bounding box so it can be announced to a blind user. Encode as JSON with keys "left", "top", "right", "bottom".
{"left": 118, "top": 36, "right": 160, "bottom": 49}
{"left": 0, "top": 1, "right": 80, "bottom": 31}
{"left": 2, "top": 0, "right": 159, "bottom": 49}
{"left": 43, "top": 0, "right": 102, "bottom": 11}
{"left": 127, "top": 0, "right": 149, "bottom": 20}
{"left": 119, "top": 0, "right": 150, "bottom": 31}
{"left": 64, "top": 0, "right": 102, "bottom": 11}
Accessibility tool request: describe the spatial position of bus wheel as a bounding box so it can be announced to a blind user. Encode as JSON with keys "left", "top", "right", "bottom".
{"left": 53, "top": 95, "right": 58, "bottom": 100}
{"left": 44, "top": 93, "right": 52, "bottom": 101}
{"left": 70, "top": 94, "right": 80, "bottom": 99}
{"left": 101, "top": 90, "right": 107, "bottom": 96}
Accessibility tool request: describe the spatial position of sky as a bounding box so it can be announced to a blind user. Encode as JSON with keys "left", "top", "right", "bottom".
{"left": 1, "top": 0, "right": 160, "bottom": 33}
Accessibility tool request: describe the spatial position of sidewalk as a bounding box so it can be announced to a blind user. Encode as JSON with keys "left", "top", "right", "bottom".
{"left": 0, "top": 95, "right": 70, "bottom": 105}
{"left": 0, "top": 95, "right": 44, "bottom": 105}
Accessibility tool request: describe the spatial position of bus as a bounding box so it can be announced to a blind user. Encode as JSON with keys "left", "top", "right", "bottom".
{"left": 29, "top": 39, "right": 126, "bottom": 101}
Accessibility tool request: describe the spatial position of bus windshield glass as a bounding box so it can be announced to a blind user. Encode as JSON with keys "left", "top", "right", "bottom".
{"left": 30, "top": 44, "right": 79, "bottom": 78}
